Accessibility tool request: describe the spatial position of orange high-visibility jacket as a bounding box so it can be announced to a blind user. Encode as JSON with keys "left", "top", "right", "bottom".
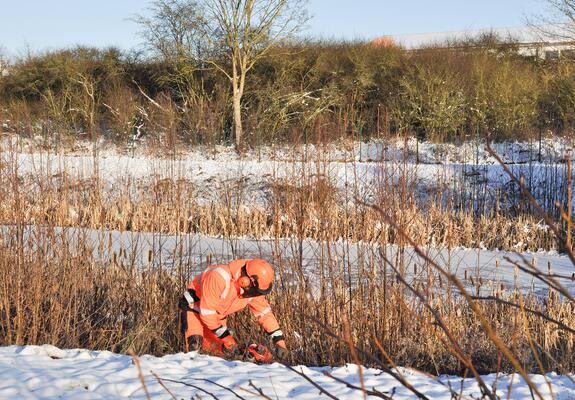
{"left": 187, "top": 259, "right": 281, "bottom": 334}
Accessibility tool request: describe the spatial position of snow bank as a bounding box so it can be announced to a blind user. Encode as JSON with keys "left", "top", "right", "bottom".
{"left": 3, "top": 134, "right": 574, "bottom": 165}
{"left": 1, "top": 345, "right": 573, "bottom": 399}
{"left": 3, "top": 225, "right": 574, "bottom": 297}
{"left": 2, "top": 140, "right": 573, "bottom": 209}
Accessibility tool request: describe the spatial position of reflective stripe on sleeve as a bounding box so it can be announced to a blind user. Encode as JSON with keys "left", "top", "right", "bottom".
{"left": 203, "top": 266, "right": 232, "bottom": 300}
{"left": 212, "top": 267, "right": 231, "bottom": 299}
{"left": 270, "top": 330, "right": 283, "bottom": 339}
{"left": 254, "top": 307, "right": 271, "bottom": 319}
{"left": 183, "top": 291, "right": 195, "bottom": 306}
{"left": 199, "top": 308, "right": 217, "bottom": 316}
{"left": 214, "top": 326, "right": 228, "bottom": 338}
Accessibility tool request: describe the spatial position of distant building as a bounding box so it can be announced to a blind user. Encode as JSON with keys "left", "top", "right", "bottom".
{"left": 373, "top": 26, "right": 575, "bottom": 60}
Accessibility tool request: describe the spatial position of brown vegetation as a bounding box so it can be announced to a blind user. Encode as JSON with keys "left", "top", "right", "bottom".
{"left": 0, "top": 142, "right": 573, "bottom": 378}
{"left": 1, "top": 36, "right": 574, "bottom": 150}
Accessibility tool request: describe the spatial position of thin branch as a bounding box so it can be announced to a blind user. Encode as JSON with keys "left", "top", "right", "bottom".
{"left": 342, "top": 317, "right": 367, "bottom": 399}
{"left": 378, "top": 254, "right": 496, "bottom": 400}
{"left": 323, "top": 372, "right": 392, "bottom": 399}
{"left": 243, "top": 380, "right": 273, "bottom": 400}
{"left": 310, "top": 317, "right": 431, "bottom": 400}
{"left": 129, "top": 350, "right": 152, "bottom": 400}
{"left": 372, "top": 289, "right": 477, "bottom": 400}
{"left": 133, "top": 81, "right": 166, "bottom": 111}
{"left": 239, "top": 387, "right": 271, "bottom": 399}
{"left": 504, "top": 255, "right": 574, "bottom": 302}
{"left": 150, "top": 371, "right": 179, "bottom": 400}
{"left": 283, "top": 365, "right": 340, "bottom": 400}
{"left": 486, "top": 140, "right": 575, "bottom": 267}
{"left": 364, "top": 200, "right": 546, "bottom": 400}
{"left": 521, "top": 307, "right": 556, "bottom": 399}
{"left": 201, "top": 58, "right": 233, "bottom": 81}
{"left": 159, "top": 376, "right": 245, "bottom": 400}
{"left": 532, "top": 340, "right": 575, "bottom": 386}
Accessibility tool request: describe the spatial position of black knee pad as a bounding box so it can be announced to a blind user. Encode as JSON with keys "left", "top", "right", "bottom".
{"left": 187, "top": 335, "right": 203, "bottom": 351}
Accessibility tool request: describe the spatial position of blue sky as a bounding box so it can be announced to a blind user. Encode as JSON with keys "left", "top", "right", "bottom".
{"left": 0, "top": 0, "right": 549, "bottom": 58}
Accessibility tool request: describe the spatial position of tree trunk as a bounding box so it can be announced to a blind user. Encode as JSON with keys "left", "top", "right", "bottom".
{"left": 233, "top": 92, "right": 242, "bottom": 149}
{"left": 231, "top": 57, "right": 244, "bottom": 150}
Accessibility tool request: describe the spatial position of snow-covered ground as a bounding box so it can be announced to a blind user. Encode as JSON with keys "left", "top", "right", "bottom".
{"left": 2, "top": 137, "right": 574, "bottom": 208}
{"left": 3, "top": 134, "right": 574, "bottom": 164}
{"left": 1, "top": 345, "right": 573, "bottom": 399}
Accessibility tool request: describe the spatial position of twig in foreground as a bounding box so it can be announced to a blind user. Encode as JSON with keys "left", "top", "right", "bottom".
{"left": 507, "top": 254, "right": 574, "bottom": 302}
{"left": 365, "top": 200, "right": 545, "bottom": 400}
{"left": 157, "top": 375, "right": 247, "bottom": 400}
{"left": 343, "top": 317, "right": 367, "bottom": 399}
{"left": 486, "top": 140, "right": 575, "bottom": 267}
{"left": 378, "top": 254, "right": 493, "bottom": 400}
{"left": 284, "top": 364, "right": 339, "bottom": 400}
{"left": 150, "top": 371, "right": 178, "bottom": 400}
{"left": 310, "top": 317, "right": 431, "bottom": 400}
{"left": 323, "top": 372, "right": 392, "bottom": 399}
{"left": 158, "top": 377, "right": 221, "bottom": 400}
{"left": 241, "top": 380, "right": 274, "bottom": 400}
{"left": 129, "top": 350, "right": 151, "bottom": 400}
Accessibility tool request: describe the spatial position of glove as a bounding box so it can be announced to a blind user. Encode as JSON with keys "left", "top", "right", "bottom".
{"left": 221, "top": 334, "right": 238, "bottom": 351}
{"left": 178, "top": 296, "right": 191, "bottom": 311}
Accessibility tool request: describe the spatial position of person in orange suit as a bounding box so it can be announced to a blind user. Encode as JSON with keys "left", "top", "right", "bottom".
{"left": 178, "top": 259, "right": 288, "bottom": 360}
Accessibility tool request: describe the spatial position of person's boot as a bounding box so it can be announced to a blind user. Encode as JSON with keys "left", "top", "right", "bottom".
{"left": 187, "top": 335, "right": 203, "bottom": 352}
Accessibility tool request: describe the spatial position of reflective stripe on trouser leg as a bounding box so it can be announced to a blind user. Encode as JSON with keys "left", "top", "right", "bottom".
{"left": 213, "top": 326, "right": 230, "bottom": 338}
{"left": 254, "top": 307, "right": 271, "bottom": 319}
{"left": 269, "top": 329, "right": 284, "bottom": 344}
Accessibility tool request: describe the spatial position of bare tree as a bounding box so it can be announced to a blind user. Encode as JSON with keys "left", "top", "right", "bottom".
{"left": 133, "top": 0, "right": 210, "bottom": 143}
{"left": 133, "top": 0, "right": 208, "bottom": 100}
{"left": 134, "top": 0, "right": 308, "bottom": 148}
{"left": 133, "top": 0, "right": 207, "bottom": 62}
{"left": 528, "top": 0, "right": 575, "bottom": 41}
{"left": 201, "top": 0, "right": 309, "bottom": 148}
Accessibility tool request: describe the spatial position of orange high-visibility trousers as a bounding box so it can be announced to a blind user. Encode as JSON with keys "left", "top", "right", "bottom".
{"left": 181, "top": 310, "right": 225, "bottom": 354}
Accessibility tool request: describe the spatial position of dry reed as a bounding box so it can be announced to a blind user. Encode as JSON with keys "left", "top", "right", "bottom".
{"left": 0, "top": 139, "right": 574, "bottom": 377}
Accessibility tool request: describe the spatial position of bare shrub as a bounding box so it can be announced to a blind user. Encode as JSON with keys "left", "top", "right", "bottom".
{"left": 102, "top": 83, "right": 144, "bottom": 144}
